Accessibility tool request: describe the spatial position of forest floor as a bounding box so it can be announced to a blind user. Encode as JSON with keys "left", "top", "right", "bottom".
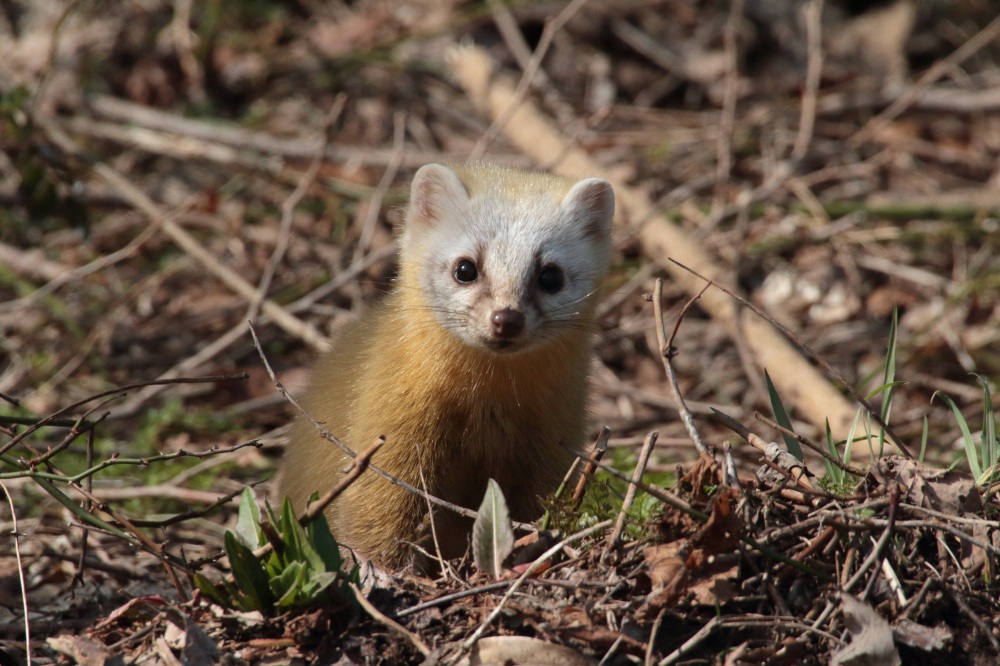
{"left": 3, "top": 0, "right": 1000, "bottom": 664}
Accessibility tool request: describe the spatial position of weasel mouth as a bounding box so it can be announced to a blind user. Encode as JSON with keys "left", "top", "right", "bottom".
{"left": 483, "top": 337, "right": 526, "bottom": 353}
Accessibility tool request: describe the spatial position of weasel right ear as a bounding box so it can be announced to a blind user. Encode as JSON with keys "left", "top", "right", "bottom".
{"left": 561, "top": 178, "right": 615, "bottom": 243}
{"left": 407, "top": 164, "right": 470, "bottom": 228}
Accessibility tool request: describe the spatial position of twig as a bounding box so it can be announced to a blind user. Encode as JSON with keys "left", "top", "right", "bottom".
{"left": 0, "top": 211, "right": 171, "bottom": 314}
{"left": 458, "top": 519, "right": 613, "bottom": 654}
{"left": 711, "top": 0, "right": 743, "bottom": 217}
{"left": 791, "top": 0, "right": 823, "bottom": 161}
{"left": 469, "top": 0, "right": 591, "bottom": 160}
{"left": 850, "top": 13, "right": 1000, "bottom": 147}
{"left": 652, "top": 278, "right": 707, "bottom": 452}
{"left": 585, "top": 455, "right": 705, "bottom": 521}
{"left": 0, "top": 482, "right": 30, "bottom": 666}
{"left": 355, "top": 111, "right": 405, "bottom": 260}
{"left": 658, "top": 616, "right": 720, "bottom": 666}
{"left": 248, "top": 95, "right": 346, "bottom": 323}
{"left": 350, "top": 582, "right": 431, "bottom": 657}
{"left": 645, "top": 608, "right": 666, "bottom": 666}
{"left": 843, "top": 485, "right": 899, "bottom": 596}
{"left": 943, "top": 584, "right": 1000, "bottom": 653}
{"left": 88, "top": 94, "right": 445, "bottom": 168}
{"left": 602, "top": 431, "right": 657, "bottom": 562}
{"left": 0, "top": 374, "right": 247, "bottom": 457}
{"left": 247, "top": 323, "right": 486, "bottom": 525}
{"left": 287, "top": 242, "right": 396, "bottom": 315}
{"left": 32, "top": 115, "right": 328, "bottom": 349}
{"left": 171, "top": 0, "right": 204, "bottom": 103}
{"left": 752, "top": 412, "right": 867, "bottom": 477}
{"left": 249, "top": 439, "right": 381, "bottom": 564}
{"left": 670, "top": 258, "right": 913, "bottom": 459}
{"left": 572, "top": 426, "right": 610, "bottom": 509}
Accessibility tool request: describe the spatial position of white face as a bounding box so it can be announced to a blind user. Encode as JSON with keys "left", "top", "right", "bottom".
{"left": 402, "top": 164, "right": 614, "bottom": 353}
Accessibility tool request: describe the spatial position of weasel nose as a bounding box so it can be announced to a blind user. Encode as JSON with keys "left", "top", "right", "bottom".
{"left": 491, "top": 308, "right": 525, "bottom": 339}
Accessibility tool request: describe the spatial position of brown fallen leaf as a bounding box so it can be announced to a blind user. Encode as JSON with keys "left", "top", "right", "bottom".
{"left": 638, "top": 488, "right": 741, "bottom": 619}
{"left": 456, "top": 635, "right": 596, "bottom": 666}
{"left": 832, "top": 594, "right": 901, "bottom": 666}
{"left": 46, "top": 635, "right": 121, "bottom": 666}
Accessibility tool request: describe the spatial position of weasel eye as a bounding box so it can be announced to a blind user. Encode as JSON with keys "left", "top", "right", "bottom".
{"left": 454, "top": 259, "right": 478, "bottom": 284}
{"left": 538, "top": 265, "right": 565, "bottom": 294}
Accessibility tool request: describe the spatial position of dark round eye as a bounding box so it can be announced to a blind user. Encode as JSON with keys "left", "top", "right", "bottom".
{"left": 538, "top": 265, "right": 565, "bottom": 294}
{"left": 454, "top": 259, "right": 478, "bottom": 284}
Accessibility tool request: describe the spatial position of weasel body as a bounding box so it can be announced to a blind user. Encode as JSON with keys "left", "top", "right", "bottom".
{"left": 279, "top": 163, "right": 614, "bottom": 569}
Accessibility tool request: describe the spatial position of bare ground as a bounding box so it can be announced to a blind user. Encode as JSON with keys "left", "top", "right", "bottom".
{"left": 2, "top": 1, "right": 1000, "bottom": 663}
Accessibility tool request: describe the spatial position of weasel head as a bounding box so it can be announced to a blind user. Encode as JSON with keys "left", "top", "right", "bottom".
{"left": 400, "top": 163, "right": 614, "bottom": 354}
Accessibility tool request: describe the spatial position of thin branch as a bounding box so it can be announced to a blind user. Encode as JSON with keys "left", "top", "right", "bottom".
{"left": 602, "top": 430, "right": 657, "bottom": 561}
{"left": 652, "top": 278, "right": 707, "bottom": 452}
{"left": 670, "top": 258, "right": 913, "bottom": 459}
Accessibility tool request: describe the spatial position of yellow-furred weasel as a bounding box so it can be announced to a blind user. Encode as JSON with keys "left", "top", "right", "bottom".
{"left": 279, "top": 163, "right": 614, "bottom": 570}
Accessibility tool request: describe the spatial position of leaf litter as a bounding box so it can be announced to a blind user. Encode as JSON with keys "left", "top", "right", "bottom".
{"left": 2, "top": 1, "right": 1000, "bottom": 664}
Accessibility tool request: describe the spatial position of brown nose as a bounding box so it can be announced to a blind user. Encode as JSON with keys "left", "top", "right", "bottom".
{"left": 491, "top": 308, "right": 525, "bottom": 338}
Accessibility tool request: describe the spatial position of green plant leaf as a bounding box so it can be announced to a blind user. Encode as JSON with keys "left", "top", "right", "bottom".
{"left": 235, "top": 486, "right": 264, "bottom": 549}
{"left": 193, "top": 573, "right": 230, "bottom": 608}
{"left": 877, "top": 307, "right": 900, "bottom": 456}
{"left": 932, "top": 390, "right": 981, "bottom": 479}
{"left": 765, "top": 369, "right": 803, "bottom": 461}
{"left": 271, "top": 561, "right": 305, "bottom": 605}
{"left": 919, "top": 416, "right": 929, "bottom": 464}
{"left": 280, "top": 497, "right": 328, "bottom": 574}
{"left": 823, "top": 419, "right": 842, "bottom": 485}
{"left": 305, "top": 501, "right": 342, "bottom": 573}
{"left": 472, "top": 478, "right": 514, "bottom": 579}
{"left": 299, "top": 571, "right": 338, "bottom": 601}
{"left": 974, "top": 373, "right": 997, "bottom": 486}
{"left": 279, "top": 497, "right": 308, "bottom": 566}
{"left": 224, "top": 530, "right": 274, "bottom": 614}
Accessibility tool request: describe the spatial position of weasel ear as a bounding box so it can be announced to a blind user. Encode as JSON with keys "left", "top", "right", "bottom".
{"left": 407, "top": 164, "right": 469, "bottom": 228}
{"left": 561, "top": 178, "right": 614, "bottom": 242}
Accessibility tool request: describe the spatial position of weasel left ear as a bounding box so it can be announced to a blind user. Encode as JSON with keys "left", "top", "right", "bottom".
{"left": 407, "top": 164, "right": 470, "bottom": 227}
{"left": 562, "top": 178, "right": 615, "bottom": 242}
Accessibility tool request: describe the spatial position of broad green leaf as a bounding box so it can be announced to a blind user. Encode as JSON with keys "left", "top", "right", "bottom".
{"left": 472, "top": 479, "right": 514, "bottom": 579}
{"left": 306, "top": 500, "right": 342, "bottom": 573}
{"left": 272, "top": 561, "right": 304, "bottom": 605}
{"left": 193, "top": 573, "right": 230, "bottom": 608}
{"left": 279, "top": 497, "right": 309, "bottom": 566}
{"left": 224, "top": 531, "right": 274, "bottom": 614}
{"left": 235, "top": 487, "right": 264, "bottom": 549}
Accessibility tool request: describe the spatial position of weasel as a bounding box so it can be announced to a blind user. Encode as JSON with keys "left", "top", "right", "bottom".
{"left": 278, "top": 163, "right": 614, "bottom": 570}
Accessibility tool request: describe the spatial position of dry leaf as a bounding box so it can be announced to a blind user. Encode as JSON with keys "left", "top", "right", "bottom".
{"left": 456, "top": 635, "right": 596, "bottom": 666}
{"left": 832, "top": 594, "right": 901, "bottom": 666}
{"left": 639, "top": 488, "right": 741, "bottom": 619}
{"left": 472, "top": 478, "right": 514, "bottom": 579}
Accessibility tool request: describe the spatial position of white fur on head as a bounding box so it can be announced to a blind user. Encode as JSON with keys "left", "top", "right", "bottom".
{"left": 561, "top": 178, "right": 615, "bottom": 246}
{"left": 403, "top": 163, "right": 470, "bottom": 250}
{"left": 402, "top": 164, "right": 614, "bottom": 353}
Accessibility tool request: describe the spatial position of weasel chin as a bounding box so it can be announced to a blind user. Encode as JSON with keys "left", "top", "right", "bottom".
{"left": 480, "top": 336, "right": 531, "bottom": 353}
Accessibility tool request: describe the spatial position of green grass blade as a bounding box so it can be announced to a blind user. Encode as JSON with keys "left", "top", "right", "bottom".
{"left": 919, "top": 416, "right": 928, "bottom": 463}
{"left": 877, "top": 307, "right": 899, "bottom": 455}
{"left": 765, "top": 369, "right": 803, "bottom": 461}
{"left": 823, "top": 419, "right": 842, "bottom": 485}
{"left": 932, "top": 391, "right": 981, "bottom": 479}
{"left": 974, "top": 374, "right": 997, "bottom": 487}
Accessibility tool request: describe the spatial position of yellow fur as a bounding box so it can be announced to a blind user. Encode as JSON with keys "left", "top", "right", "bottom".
{"left": 279, "top": 165, "right": 610, "bottom": 570}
